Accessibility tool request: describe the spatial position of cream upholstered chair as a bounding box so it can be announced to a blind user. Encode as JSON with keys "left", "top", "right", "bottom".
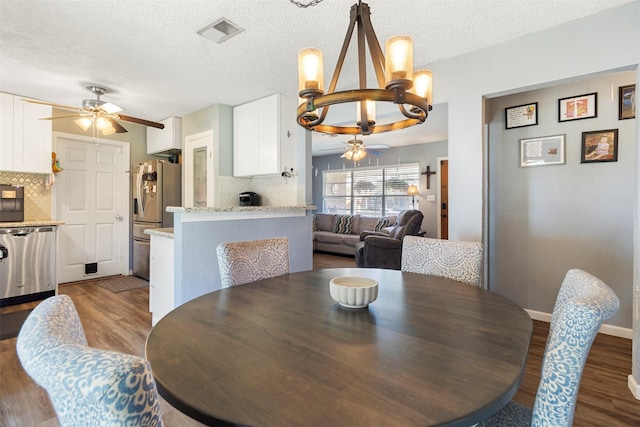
{"left": 401, "top": 236, "right": 483, "bottom": 286}
{"left": 479, "top": 269, "right": 619, "bottom": 426}
{"left": 216, "top": 237, "right": 290, "bottom": 288}
{"left": 16, "top": 295, "right": 163, "bottom": 427}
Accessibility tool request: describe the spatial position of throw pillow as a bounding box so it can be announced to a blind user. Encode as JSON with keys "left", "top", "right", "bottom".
{"left": 333, "top": 215, "right": 354, "bottom": 234}
{"left": 375, "top": 216, "right": 393, "bottom": 231}
{"left": 312, "top": 214, "right": 318, "bottom": 231}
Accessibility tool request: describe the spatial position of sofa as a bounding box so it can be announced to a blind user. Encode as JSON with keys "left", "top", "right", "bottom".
{"left": 313, "top": 213, "right": 396, "bottom": 256}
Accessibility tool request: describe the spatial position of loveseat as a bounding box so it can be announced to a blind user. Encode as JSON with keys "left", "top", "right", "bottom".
{"left": 313, "top": 213, "right": 396, "bottom": 256}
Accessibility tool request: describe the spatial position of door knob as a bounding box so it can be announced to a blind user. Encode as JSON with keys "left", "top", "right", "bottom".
{"left": 115, "top": 215, "right": 123, "bottom": 221}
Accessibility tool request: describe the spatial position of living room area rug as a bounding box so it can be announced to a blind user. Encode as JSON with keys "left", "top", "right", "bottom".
{"left": 93, "top": 275, "right": 149, "bottom": 293}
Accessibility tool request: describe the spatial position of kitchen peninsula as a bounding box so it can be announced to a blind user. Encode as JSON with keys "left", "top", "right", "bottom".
{"left": 146, "top": 205, "right": 315, "bottom": 324}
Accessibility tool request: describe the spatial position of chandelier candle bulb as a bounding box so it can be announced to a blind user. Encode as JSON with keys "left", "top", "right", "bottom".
{"left": 298, "top": 48, "right": 324, "bottom": 96}
{"left": 385, "top": 36, "right": 413, "bottom": 88}
{"left": 356, "top": 99, "right": 376, "bottom": 125}
{"left": 412, "top": 69, "right": 433, "bottom": 105}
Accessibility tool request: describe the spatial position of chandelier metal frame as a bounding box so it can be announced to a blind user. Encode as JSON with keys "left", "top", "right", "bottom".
{"left": 297, "top": 1, "right": 431, "bottom": 136}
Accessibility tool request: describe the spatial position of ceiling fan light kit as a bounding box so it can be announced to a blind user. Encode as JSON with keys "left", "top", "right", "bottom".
{"left": 297, "top": 1, "right": 432, "bottom": 137}
{"left": 23, "top": 84, "right": 164, "bottom": 141}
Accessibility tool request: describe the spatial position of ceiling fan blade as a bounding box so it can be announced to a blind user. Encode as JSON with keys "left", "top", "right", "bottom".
{"left": 366, "top": 149, "right": 384, "bottom": 156}
{"left": 100, "top": 102, "right": 124, "bottom": 114}
{"left": 22, "top": 98, "right": 83, "bottom": 112}
{"left": 117, "top": 114, "right": 164, "bottom": 129}
{"left": 38, "top": 113, "right": 88, "bottom": 120}
{"left": 108, "top": 117, "right": 128, "bottom": 134}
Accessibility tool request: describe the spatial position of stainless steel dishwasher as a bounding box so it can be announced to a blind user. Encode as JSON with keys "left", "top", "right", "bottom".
{"left": 0, "top": 226, "right": 56, "bottom": 305}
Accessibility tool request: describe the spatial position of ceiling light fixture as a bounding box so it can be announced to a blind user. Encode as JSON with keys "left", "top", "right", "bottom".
{"left": 297, "top": 1, "right": 432, "bottom": 136}
{"left": 341, "top": 138, "right": 367, "bottom": 161}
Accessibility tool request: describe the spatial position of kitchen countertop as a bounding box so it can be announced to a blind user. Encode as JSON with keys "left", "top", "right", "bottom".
{"left": 0, "top": 220, "right": 65, "bottom": 228}
{"left": 145, "top": 228, "right": 174, "bottom": 238}
{"left": 167, "top": 205, "right": 315, "bottom": 213}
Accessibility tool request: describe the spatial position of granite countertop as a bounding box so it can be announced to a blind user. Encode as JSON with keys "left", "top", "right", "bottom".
{"left": 167, "top": 205, "right": 316, "bottom": 213}
{"left": 0, "top": 219, "right": 65, "bottom": 228}
{"left": 145, "top": 228, "right": 174, "bottom": 238}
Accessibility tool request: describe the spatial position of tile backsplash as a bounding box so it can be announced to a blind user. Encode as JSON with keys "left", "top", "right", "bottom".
{"left": 0, "top": 172, "right": 51, "bottom": 220}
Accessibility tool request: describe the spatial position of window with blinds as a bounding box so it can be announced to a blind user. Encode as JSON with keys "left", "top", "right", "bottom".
{"left": 322, "top": 164, "right": 419, "bottom": 216}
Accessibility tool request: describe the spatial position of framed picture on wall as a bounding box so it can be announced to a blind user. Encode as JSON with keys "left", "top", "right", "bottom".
{"left": 558, "top": 92, "right": 597, "bottom": 122}
{"left": 581, "top": 129, "right": 618, "bottom": 163}
{"left": 505, "top": 102, "right": 538, "bottom": 129}
{"left": 520, "top": 134, "right": 565, "bottom": 168}
{"left": 619, "top": 84, "right": 636, "bottom": 120}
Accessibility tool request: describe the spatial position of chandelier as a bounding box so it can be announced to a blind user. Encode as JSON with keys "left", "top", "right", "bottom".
{"left": 297, "top": 1, "right": 432, "bottom": 136}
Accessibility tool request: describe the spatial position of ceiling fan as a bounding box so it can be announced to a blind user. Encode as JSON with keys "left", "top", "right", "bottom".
{"left": 23, "top": 85, "right": 164, "bottom": 136}
{"left": 339, "top": 137, "right": 388, "bottom": 161}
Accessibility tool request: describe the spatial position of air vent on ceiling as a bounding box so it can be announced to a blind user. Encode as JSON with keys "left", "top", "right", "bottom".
{"left": 198, "top": 18, "right": 244, "bottom": 43}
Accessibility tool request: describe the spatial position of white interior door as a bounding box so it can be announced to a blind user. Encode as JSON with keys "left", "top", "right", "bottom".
{"left": 184, "top": 130, "right": 216, "bottom": 207}
{"left": 54, "top": 133, "right": 129, "bottom": 283}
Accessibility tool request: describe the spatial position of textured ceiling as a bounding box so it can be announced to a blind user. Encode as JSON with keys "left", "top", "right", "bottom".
{"left": 1, "top": 0, "right": 635, "bottom": 155}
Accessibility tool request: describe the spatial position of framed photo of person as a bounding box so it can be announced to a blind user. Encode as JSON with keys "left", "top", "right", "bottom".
{"left": 619, "top": 84, "right": 636, "bottom": 120}
{"left": 558, "top": 92, "right": 597, "bottom": 122}
{"left": 505, "top": 102, "right": 538, "bottom": 129}
{"left": 581, "top": 129, "right": 618, "bottom": 163}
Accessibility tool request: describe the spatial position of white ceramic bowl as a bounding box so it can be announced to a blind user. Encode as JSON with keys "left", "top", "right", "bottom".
{"left": 329, "top": 276, "right": 379, "bottom": 308}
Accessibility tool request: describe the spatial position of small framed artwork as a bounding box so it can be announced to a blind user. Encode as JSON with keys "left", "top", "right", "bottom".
{"left": 581, "top": 129, "right": 618, "bottom": 163}
{"left": 505, "top": 102, "right": 538, "bottom": 129}
{"left": 520, "top": 134, "right": 565, "bottom": 168}
{"left": 558, "top": 92, "right": 597, "bottom": 122}
{"left": 619, "top": 84, "right": 636, "bottom": 120}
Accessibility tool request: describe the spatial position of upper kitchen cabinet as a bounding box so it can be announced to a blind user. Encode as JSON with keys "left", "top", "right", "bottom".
{"left": 147, "top": 116, "right": 182, "bottom": 154}
{"left": 0, "top": 92, "right": 52, "bottom": 174}
{"left": 233, "top": 94, "right": 296, "bottom": 177}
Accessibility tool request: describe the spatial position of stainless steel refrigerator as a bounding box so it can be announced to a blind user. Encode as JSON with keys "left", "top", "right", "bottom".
{"left": 132, "top": 159, "right": 180, "bottom": 280}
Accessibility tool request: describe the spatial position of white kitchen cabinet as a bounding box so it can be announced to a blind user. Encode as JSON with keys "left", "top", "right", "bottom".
{"left": 147, "top": 116, "right": 182, "bottom": 154}
{"left": 0, "top": 92, "right": 52, "bottom": 174}
{"left": 233, "top": 93, "right": 296, "bottom": 177}
{"left": 149, "top": 233, "right": 175, "bottom": 326}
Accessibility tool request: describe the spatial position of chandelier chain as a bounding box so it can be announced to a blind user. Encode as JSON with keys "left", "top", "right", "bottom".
{"left": 289, "top": 0, "right": 324, "bottom": 8}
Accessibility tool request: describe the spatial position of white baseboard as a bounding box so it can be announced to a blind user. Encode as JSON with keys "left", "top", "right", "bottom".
{"left": 629, "top": 375, "right": 640, "bottom": 400}
{"left": 525, "top": 309, "right": 632, "bottom": 339}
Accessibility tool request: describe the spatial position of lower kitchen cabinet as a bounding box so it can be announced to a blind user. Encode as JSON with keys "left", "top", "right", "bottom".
{"left": 149, "top": 233, "right": 174, "bottom": 325}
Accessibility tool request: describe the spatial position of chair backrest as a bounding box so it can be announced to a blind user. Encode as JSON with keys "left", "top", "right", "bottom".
{"left": 16, "top": 295, "right": 163, "bottom": 427}
{"left": 216, "top": 237, "right": 290, "bottom": 288}
{"left": 386, "top": 210, "right": 423, "bottom": 240}
{"left": 401, "top": 236, "right": 483, "bottom": 286}
{"left": 531, "top": 269, "right": 619, "bottom": 427}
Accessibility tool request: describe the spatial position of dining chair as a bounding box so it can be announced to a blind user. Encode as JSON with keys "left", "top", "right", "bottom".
{"left": 16, "top": 295, "right": 164, "bottom": 427}
{"left": 401, "top": 236, "right": 483, "bottom": 286}
{"left": 216, "top": 237, "right": 290, "bottom": 288}
{"left": 478, "top": 268, "right": 620, "bottom": 426}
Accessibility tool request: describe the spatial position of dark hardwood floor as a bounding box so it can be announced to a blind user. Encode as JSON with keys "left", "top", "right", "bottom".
{"left": 0, "top": 252, "right": 637, "bottom": 426}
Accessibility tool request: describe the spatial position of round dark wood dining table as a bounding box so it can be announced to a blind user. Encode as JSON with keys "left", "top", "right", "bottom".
{"left": 145, "top": 268, "right": 533, "bottom": 427}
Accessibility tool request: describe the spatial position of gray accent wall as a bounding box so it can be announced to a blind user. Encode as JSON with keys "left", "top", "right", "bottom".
{"left": 312, "top": 140, "right": 448, "bottom": 238}
{"left": 487, "top": 70, "right": 636, "bottom": 328}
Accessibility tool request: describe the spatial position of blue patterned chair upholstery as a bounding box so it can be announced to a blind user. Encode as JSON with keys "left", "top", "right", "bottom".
{"left": 216, "top": 237, "right": 290, "bottom": 288}
{"left": 479, "top": 269, "right": 620, "bottom": 426}
{"left": 16, "top": 295, "right": 163, "bottom": 427}
{"left": 401, "top": 236, "right": 483, "bottom": 286}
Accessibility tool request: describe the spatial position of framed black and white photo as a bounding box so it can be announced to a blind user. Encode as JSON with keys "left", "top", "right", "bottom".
{"left": 505, "top": 102, "right": 538, "bottom": 129}
{"left": 558, "top": 93, "right": 597, "bottom": 122}
{"left": 520, "top": 134, "right": 565, "bottom": 168}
